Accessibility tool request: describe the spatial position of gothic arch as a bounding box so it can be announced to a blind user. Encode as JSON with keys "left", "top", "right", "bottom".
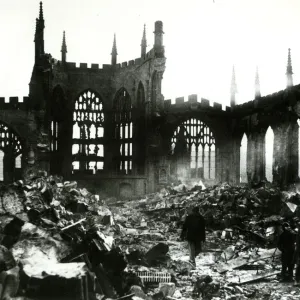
{"left": 265, "top": 126, "right": 274, "bottom": 182}
{"left": 112, "top": 88, "right": 133, "bottom": 174}
{"left": 136, "top": 82, "right": 146, "bottom": 110}
{"left": 171, "top": 118, "right": 216, "bottom": 180}
{"left": 74, "top": 88, "right": 106, "bottom": 109}
{"left": 240, "top": 133, "right": 248, "bottom": 183}
{"left": 51, "top": 85, "right": 66, "bottom": 121}
{"left": 72, "top": 89, "right": 105, "bottom": 174}
{"left": 0, "top": 121, "right": 23, "bottom": 182}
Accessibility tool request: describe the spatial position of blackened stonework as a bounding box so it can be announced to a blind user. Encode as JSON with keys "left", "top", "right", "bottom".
{"left": 2, "top": 3, "right": 300, "bottom": 195}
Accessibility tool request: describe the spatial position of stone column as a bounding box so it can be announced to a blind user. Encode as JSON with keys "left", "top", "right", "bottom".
{"left": 3, "top": 151, "right": 14, "bottom": 183}
{"left": 247, "top": 131, "right": 265, "bottom": 184}
{"left": 61, "top": 109, "right": 73, "bottom": 179}
{"left": 256, "top": 131, "right": 266, "bottom": 182}
{"left": 217, "top": 145, "right": 231, "bottom": 183}
{"left": 156, "top": 72, "right": 164, "bottom": 112}
{"left": 232, "top": 137, "right": 241, "bottom": 184}
{"left": 273, "top": 123, "right": 290, "bottom": 187}
{"left": 247, "top": 133, "right": 256, "bottom": 183}
{"left": 288, "top": 120, "right": 299, "bottom": 183}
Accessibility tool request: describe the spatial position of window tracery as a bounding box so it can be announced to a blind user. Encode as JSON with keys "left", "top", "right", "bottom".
{"left": 72, "top": 90, "right": 105, "bottom": 174}
{"left": 171, "top": 118, "right": 215, "bottom": 179}
{"left": 113, "top": 89, "right": 133, "bottom": 175}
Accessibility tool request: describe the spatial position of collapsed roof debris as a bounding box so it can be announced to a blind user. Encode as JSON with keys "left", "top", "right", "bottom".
{"left": 0, "top": 174, "right": 299, "bottom": 299}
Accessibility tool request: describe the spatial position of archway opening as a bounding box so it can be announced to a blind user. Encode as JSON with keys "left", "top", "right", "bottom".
{"left": 265, "top": 126, "right": 274, "bottom": 182}
{"left": 171, "top": 118, "right": 215, "bottom": 182}
{"left": 240, "top": 133, "right": 247, "bottom": 183}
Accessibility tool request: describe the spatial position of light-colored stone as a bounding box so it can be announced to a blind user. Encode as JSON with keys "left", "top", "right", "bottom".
{"left": 159, "top": 282, "right": 176, "bottom": 297}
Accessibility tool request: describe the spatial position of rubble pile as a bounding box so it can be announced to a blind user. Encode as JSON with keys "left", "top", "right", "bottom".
{"left": 136, "top": 182, "right": 300, "bottom": 246}
{"left": 109, "top": 182, "right": 300, "bottom": 299}
{"left": 0, "top": 175, "right": 136, "bottom": 299}
{"left": 0, "top": 175, "right": 299, "bottom": 299}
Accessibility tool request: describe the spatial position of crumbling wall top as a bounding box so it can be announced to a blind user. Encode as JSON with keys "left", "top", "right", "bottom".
{"left": 0, "top": 97, "right": 29, "bottom": 110}
{"left": 163, "top": 94, "right": 230, "bottom": 114}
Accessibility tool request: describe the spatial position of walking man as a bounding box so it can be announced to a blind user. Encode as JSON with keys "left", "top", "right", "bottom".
{"left": 181, "top": 207, "right": 206, "bottom": 267}
{"left": 277, "top": 222, "right": 296, "bottom": 281}
{"left": 294, "top": 218, "right": 300, "bottom": 286}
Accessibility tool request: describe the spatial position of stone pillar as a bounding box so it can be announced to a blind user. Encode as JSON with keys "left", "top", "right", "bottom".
{"left": 273, "top": 120, "right": 299, "bottom": 187}
{"left": 3, "top": 151, "right": 14, "bottom": 183}
{"left": 215, "top": 145, "right": 221, "bottom": 183}
{"left": 289, "top": 120, "right": 299, "bottom": 182}
{"left": 273, "top": 123, "right": 289, "bottom": 187}
{"left": 247, "top": 131, "right": 265, "bottom": 184}
{"left": 232, "top": 137, "right": 241, "bottom": 184}
{"left": 156, "top": 72, "right": 164, "bottom": 112}
{"left": 247, "top": 133, "right": 255, "bottom": 183}
{"left": 217, "top": 145, "right": 231, "bottom": 183}
{"left": 61, "top": 109, "right": 73, "bottom": 179}
{"left": 256, "top": 131, "right": 266, "bottom": 182}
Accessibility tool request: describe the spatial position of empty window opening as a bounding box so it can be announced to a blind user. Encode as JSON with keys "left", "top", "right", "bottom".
{"left": 240, "top": 133, "right": 247, "bottom": 183}
{"left": 0, "top": 150, "right": 3, "bottom": 181}
{"left": 15, "top": 154, "right": 22, "bottom": 169}
{"left": 51, "top": 121, "right": 59, "bottom": 152}
{"left": 265, "top": 126, "right": 274, "bottom": 182}
{"left": 113, "top": 89, "right": 133, "bottom": 175}
{"left": 0, "top": 123, "right": 22, "bottom": 182}
{"left": 72, "top": 90, "right": 105, "bottom": 174}
{"left": 171, "top": 118, "right": 215, "bottom": 180}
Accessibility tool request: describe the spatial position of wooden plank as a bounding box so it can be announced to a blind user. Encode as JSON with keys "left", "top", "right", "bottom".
{"left": 237, "top": 271, "right": 280, "bottom": 285}
{"left": 215, "top": 248, "right": 280, "bottom": 274}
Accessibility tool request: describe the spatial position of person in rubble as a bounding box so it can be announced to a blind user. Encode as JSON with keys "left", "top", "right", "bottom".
{"left": 277, "top": 222, "right": 296, "bottom": 281}
{"left": 180, "top": 207, "right": 206, "bottom": 267}
{"left": 293, "top": 218, "right": 300, "bottom": 286}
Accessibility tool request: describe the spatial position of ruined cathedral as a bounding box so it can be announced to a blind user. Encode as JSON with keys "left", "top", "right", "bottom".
{"left": 1, "top": 2, "right": 300, "bottom": 196}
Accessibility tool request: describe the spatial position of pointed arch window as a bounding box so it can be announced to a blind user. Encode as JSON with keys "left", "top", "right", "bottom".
{"left": 51, "top": 121, "right": 59, "bottom": 152}
{"left": 0, "top": 123, "right": 23, "bottom": 182}
{"left": 72, "top": 90, "right": 105, "bottom": 174}
{"left": 265, "top": 126, "right": 274, "bottom": 182}
{"left": 171, "top": 118, "right": 215, "bottom": 180}
{"left": 240, "top": 133, "right": 248, "bottom": 183}
{"left": 113, "top": 88, "right": 133, "bottom": 175}
{"left": 50, "top": 86, "right": 65, "bottom": 154}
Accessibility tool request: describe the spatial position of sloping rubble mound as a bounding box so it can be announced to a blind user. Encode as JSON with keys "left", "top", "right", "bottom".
{"left": 0, "top": 174, "right": 132, "bottom": 299}
{"left": 0, "top": 175, "right": 299, "bottom": 299}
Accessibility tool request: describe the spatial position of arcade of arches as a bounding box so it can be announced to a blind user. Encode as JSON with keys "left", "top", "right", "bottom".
{"left": 3, "top": 5, "right": 300, "bottom": 197}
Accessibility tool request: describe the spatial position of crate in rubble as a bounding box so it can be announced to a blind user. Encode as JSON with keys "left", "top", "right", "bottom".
{"left": 136, "top": 271, "right": 171, "bottom": 283}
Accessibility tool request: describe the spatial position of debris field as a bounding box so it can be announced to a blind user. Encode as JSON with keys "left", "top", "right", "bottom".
{"left": 0, "top": 174, "right": 299, "bottom": 299}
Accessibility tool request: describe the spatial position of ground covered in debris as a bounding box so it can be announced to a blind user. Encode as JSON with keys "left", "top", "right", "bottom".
{"left": 0, "top": 173, "right": 299, "bottom": 299}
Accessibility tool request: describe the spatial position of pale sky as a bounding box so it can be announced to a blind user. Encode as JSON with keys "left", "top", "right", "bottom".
{"left": 0, "top": 0, "right": 300, "bottom": 106}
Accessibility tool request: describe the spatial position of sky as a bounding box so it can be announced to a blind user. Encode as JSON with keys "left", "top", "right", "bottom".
{"left": 0, "top": 0, "right": 300, "bottom": 106}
